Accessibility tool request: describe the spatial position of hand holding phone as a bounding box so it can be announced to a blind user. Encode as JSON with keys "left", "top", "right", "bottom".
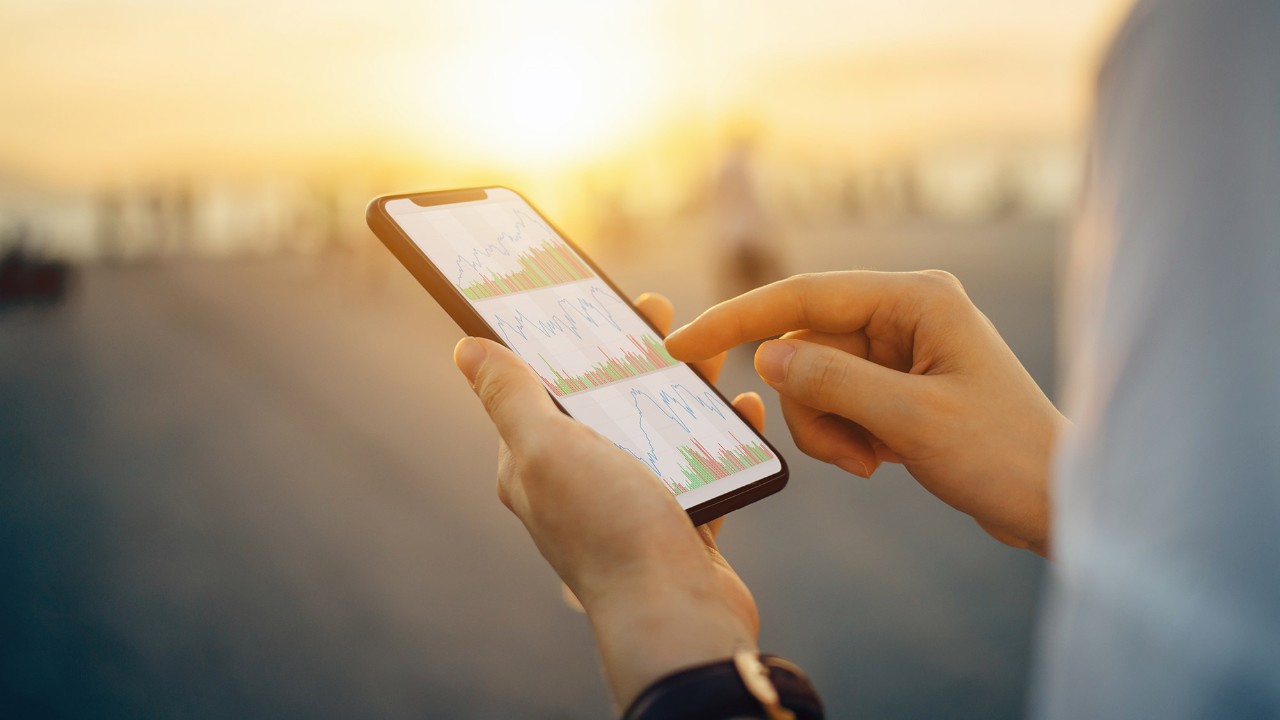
{"left": 366, "top": 187, "right": 788, "bottom": 524}
{"left": 453, "top": 327, "right": 762, "bottom": 709}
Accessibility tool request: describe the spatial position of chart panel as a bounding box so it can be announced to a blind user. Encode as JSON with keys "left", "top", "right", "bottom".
{"left": 395, "top": 200, "right": 592, "bottom": 300}
{"left": 560, "top": 366, "right": 776, "bottom": 497}
{"left": 480, "top": 280, "right": 678, "bottom": 396}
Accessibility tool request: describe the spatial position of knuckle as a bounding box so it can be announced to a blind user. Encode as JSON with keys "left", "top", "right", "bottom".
{"left": 476, "top": 366, "right": 519, "bottom": 417}
{"left": 914, "top": 270, "right": 971, "bottom": 312}
{"left": 790, "top": 427, "right": 824, "bottom": 459}
{"left": 787, "top": 412, "right": 845, "bottom": 464}
{"left": 779, "top": 272, "right": 817, "bottom": 294}
{"left": 803, "top": 347, "right": 850, "bottom": 396}
{"left": 916, "top": 269, "right": 967, "bottom": 301}
{"left": 495, "top": 479, "right": 514, "bottom": 510}
{"left": 918, "top": 268, "right": 963, "bottom": 290}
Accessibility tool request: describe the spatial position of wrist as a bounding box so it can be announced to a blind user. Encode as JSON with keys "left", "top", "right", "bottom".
{"left": 988, "top": 407, "right": 1067, "bottom": 556}
{"left": 584, "top": 576, "right": 756, "bottom": 710}
{"left": 1018, "top": 409, "right": 1068, "bottom": 555}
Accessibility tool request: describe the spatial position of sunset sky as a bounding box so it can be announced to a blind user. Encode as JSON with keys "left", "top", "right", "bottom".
{"left": 0, "top": 0, "right": 1126, "bottom": 192}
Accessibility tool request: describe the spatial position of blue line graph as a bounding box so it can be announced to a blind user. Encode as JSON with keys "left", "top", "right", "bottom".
{"left": 490, "top": 284, "right": 626, "bottom": 346}
{"left": 616, "top": 384, "right": 730, "bottom": 476}
{"left": 633, "top": 384, "right": 729, "bottom": 431}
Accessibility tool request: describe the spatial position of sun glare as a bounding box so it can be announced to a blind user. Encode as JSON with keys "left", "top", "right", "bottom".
{"left": 427, "top": 19, "right": 662, "bottom": 170}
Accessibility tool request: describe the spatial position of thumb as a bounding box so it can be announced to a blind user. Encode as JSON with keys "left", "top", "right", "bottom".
{"left": 454, "top": 337, "right": 563, "bottom": 452}
{"left": 754, "top": 338, "right": 923, "bottom": 441}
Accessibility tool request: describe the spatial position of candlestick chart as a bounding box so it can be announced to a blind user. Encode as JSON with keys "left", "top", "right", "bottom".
{"left": 485, "top": 282, "right": 677, "bottom": 396}
{"left": 560, "top": 371, "right": 777, "bottom": 497}
{"left": 451, "top": 209, "right": 593, "bottom": 300}
{"left": 622, "top": 382, "right": 772, "bottom": 495}
{"left": 669, "top": 435, "right": 775, "bottom": 494}
{"left": 534, "top": 334, "right": 677, "bottom": 396}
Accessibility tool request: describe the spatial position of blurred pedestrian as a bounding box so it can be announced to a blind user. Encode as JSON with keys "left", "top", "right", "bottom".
{"left": 711, "top": 131, "right": 783, "bottom": 301}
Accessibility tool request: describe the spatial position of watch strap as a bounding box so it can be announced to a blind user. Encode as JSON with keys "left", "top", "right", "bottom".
{"left": 621, "top": 653, "right": 823, "bottom": 720}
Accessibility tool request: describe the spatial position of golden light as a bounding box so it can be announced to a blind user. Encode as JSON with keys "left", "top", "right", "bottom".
{"left": 423, "top": 10, "right": 666, "bottom": 170}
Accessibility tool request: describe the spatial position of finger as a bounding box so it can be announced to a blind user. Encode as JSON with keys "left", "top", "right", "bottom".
{"left": 779, "top": 326, "right": 924, "bottom": 380}
{"left": 776, "top": 329, "right": 887, "bottom": 473}
{"left": 699, "top": 392, "right": 764, "bottom": 546}
{"left": 871, "top": 437, "right": 903, "bottom": 465}
{"left": 731, "top": 391, "right": 766, "bottom": 432}
{"left": 454, "top": 337, "right": 564, "bottom": 451}
{"left": 666, "top": 271, "right": 913, "bottom": 361}
{"left": 692, "top": 351, "right": 728, "bottom": 385}
{"left": 703, "top": 516, "right": 726, "bottom": 542}
{"left": 780, "top": 396, "right": 879, "bottom": 478}
{"left": 754, "top": 337, "right": 923, "bottom": 442}
{"left": 690, "top": 394, "right": 765, "bottom": 544}
{"left": 637, "top": 292, "right": 727, "bottom": 382}
{"left": 561, "top": 582, "right": 586, "bottom": 613}
{"left": 634, "top": 292, "right": 675, "bottom": 336}
{"left": 781, "top": 328, "right": 869, "bottom": 361}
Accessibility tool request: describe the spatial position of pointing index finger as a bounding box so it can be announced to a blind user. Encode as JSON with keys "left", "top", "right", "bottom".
{"left": 665, "top": 271, "right": 897, "bottom": 361}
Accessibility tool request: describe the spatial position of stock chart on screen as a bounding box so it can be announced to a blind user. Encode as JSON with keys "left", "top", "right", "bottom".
{"left": 386, "top": 189, "right": 781, "bottom": 505}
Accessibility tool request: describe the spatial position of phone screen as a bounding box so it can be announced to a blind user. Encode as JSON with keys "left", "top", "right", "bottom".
{"left": 383, "top": 188, "right": 782, "bottom": 508}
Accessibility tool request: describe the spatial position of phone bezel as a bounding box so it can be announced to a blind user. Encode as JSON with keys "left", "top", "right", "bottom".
{"left": 366, "top": 186, "right": 789, "bottom": 525}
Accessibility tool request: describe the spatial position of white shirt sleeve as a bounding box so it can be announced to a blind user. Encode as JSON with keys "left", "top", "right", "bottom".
{"left": 1033, "top": 0, "right": 1280, "bottom": 718}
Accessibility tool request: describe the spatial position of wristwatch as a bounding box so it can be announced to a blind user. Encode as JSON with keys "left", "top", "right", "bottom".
{"left": 621, "top": 651, "right": 824, "bottom": 720}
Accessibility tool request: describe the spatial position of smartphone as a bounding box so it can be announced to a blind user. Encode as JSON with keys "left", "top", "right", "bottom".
{"left": 366, "top": 187, "right": 788, "bottom": 525}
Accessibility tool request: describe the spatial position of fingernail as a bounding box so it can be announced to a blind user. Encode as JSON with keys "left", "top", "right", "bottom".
{"left": 835, "top": 458, "right": 871, "bottom": 478}
{"left": 666, "top": 323, "right": 691, "bottom": 340}
{"left": 454, "top": 337, "right": 487, "bottom": 385}
{"left": 755, "top": 341, "right": 795, "bottom": 384}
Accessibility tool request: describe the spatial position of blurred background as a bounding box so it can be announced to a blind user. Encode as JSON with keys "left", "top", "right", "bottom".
{"left": 1, "top": 0, "right": 1128, "bottom": 717}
